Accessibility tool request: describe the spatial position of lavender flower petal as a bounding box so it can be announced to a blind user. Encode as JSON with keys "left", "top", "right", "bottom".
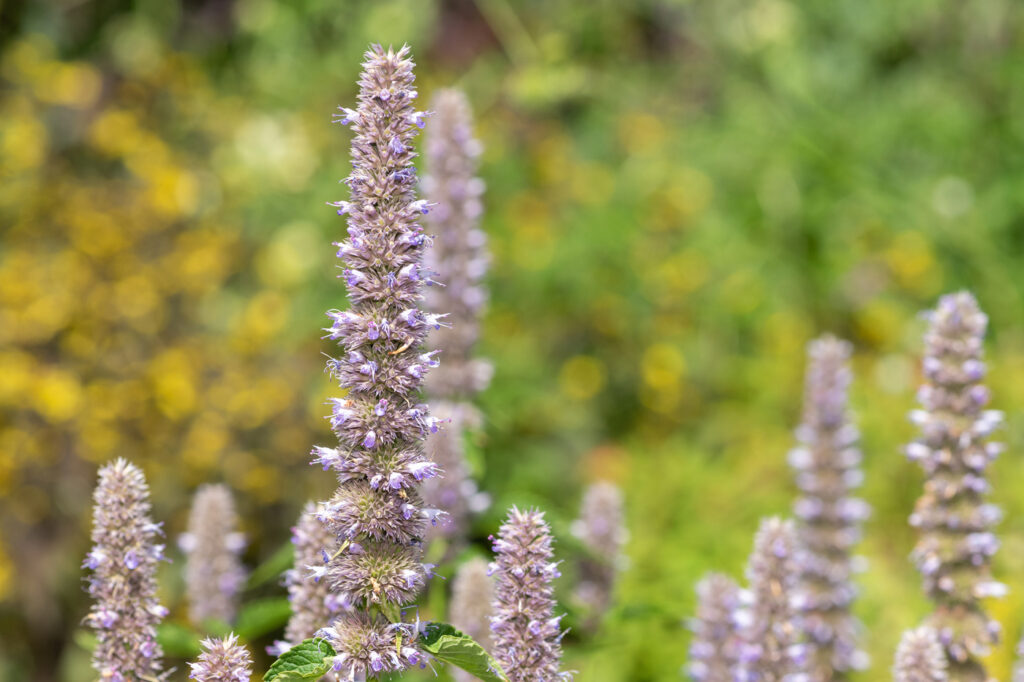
{"left": 907, "top": 292, "right": 1004, "bottom": 681}
{"left": 489, "top": 507, "right": 573, "bottom": 681}
{"left": 737, "top": 517, "right": 809, "bottom": 682}
{"left": 84, "top": 458, "right": 167, "bottom": 681}
{"left": 790, "top": 335, "right": 869, "bottom": 680}
{"left": 687, "top": 573, "right": 742, "bottom": 682}
{"left": 313, "top": 44, "right": 437, "bottom": 679}
{"left": 189, "top": 633, "right": 253, "bottom": 682}
{"left": 182, "top": 483, "right": 247, "bottom": 626}
{"left": 893, "top": 627, "right": 948, "bottom": 682}
{"left": 571, "top": 481, "right": 627, "bottom": 629}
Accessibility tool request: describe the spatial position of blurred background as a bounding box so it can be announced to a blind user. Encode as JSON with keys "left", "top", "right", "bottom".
{"left": 2, "top": 0, "right": 1024, "bottom": 680}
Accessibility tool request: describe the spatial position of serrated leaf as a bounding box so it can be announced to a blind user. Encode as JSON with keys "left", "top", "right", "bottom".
{"left": 263, "top": 638, "right": 336, "bottom": 682}
{"left": 236, "top": 597, "right": 292, "bottom": 640}
{"left": 156, "top": 622, "right": 202, "bottom": 658}
{"left": 420, "top": 622, "right": 508, "bottom": 682}
{"left": 246, "top": 542, "right": 295, "bottom": 590}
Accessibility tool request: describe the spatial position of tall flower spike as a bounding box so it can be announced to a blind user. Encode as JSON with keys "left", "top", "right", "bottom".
{"left": 189, "top": 633, "right": 253, "bottom": 682}
{"left": 571, "top": 481, "right": 627, "bottom": 629}
{"left": 422, "top": 87, "right": 491, "bottom": 401}
{"left": 790, "top": 335, "right": 869, "bottom": 680}
{"left": 269, "top": 502, "right": 344, "bottom": 657}
{"left": 489, "top": 507, "right": 573, "bottom": 681}
{"left": 84, "top": 458, "right": 168, "bottom": 680}
{"left": 313, "top": 44, "right": 439, "bottom": 679}
{"left": 907, "top": 292, "right": 1005, "bottom": 681}
{"left": 449, "top": 557, "right": 495, "bottom": 682}
{"left": 687, "top": 573, "right": 742, "bottom": 682}
{"left": 421, "top": 88, "right": 491, "bottom": 545}
{"left": 893, "top": 627, "right": 948, "bottom": 682}
{"left": 737, "top": 517, "right": 808, "bottom": 682}
{"left": 180, "top": 484, "right": 247, "bottom": 626}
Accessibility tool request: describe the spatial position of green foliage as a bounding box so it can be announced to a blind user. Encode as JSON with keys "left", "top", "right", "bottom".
{"left": 420, "top": 623, "right": 508, "bottom": 682}
{"left": 263, "top": 639, "right": 336, "bottom": 682}
{"left": 236, "top": 597, "right": 293, "bottom": 641}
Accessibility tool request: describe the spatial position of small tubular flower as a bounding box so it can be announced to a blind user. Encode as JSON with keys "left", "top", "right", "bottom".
{"left": 180, "top": 483, "right": 247, "bottom": 626}
{"left": 571, "top": 481, "right": 627, "bottom": 629}
{"left": 907, "top": 292, "right": 1004, "bottom": 681}
{"left": 269, "top": 502, "right": 344, "bottom": 657}
{"left": 737, "top": 517, "right": 808, "bottom": 682}
{"left": 790, "top": 335, "right": 869, "bottom": 680}
{"left": 84, "top": 458, "right": 168, "bottom": 681}
{"left": 489, "top": 507, "right": 573, "bottom": 681}
{"left": 422, "top": 87, "right": 491, "bottom": 401}
{"left": 313, "top": 44, "right": 437, "bottom": 679}
{"left": 189, "top": 633, "right": 253, "bottom": 682}
{"left": 893, "top": 627, "right": 948, "bottom": 682}
{"left": 687, "top": 572, "right": 742, "bottom": 682}
{"left": 421, "top": 88, "right": 491, "bottom": 547}
{"left": 449, "top": 557, "right": 495, "bottom": 682}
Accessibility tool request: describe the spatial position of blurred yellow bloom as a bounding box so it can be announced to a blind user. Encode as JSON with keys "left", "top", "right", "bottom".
{"left": 559, "top": 355, "right": 607, "bottom": 400}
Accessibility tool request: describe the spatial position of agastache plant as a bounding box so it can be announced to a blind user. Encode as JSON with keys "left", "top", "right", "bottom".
{"left": 893, "top": 627, "right": 948, "bottom": 682}
{"left": 311, "top": 44, "right": 442, "bottom": 679}
{"left": 180, "top": 483, "right": 247, "bottom": 626}
{"left": 83, "top": 458, "right": 168, "bottom": 681}
{"left": 188, "top": 634, "right": 253, "bottom": 682}
{"left": 571, "top": 481, "right": 627, "bottom": 628}
{"left": 421, "top": 88, "right": 491, "bottom": 544}
{"left": 1013, "top": 630, "right": 1024, "bottom": 682}
{"left": 268, "top": 502, "right": 344, "bottom": 658}
{"left": 789, "top": 335, "right": 869, "bottom": 680}
{"left": 449, "top": 557, "right": 495, "bottom": 682}
{"left": 737, "top": 517, "right": 808, "bottom": 682}
{"left": 687, "top": 572, "right": 742, "bottom": 682}
{"left": 489, "top": 507, "right": 573, "bottom": 681}
{"left": 906, "top": 292, "right": 1005, "bottom": 681}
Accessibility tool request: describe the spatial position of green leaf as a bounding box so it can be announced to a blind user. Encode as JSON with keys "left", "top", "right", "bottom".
{"left": 236, "top": 597, "right": 292, "bottom": 640}
{"left": 263, "top": 638, "right": 336, "bottom": 682}
{"left": 420, "top": 622, "right": 508, "bottom": 682}
{"left": 157, "top": 622, "right": 202, "bottom": 658}
{"left": 246, "top": 542, "right": 295, "bottom": 590}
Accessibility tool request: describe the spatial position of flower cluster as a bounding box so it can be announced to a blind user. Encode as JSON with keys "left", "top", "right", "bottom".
{"left": 449, "top": 557, "right": 495, "bottom": 682}
{"left": 893, "top": 627, "right": 947, "bottom": 682}
{"left": 180, "top": 484, "right": 247, "bottom": 626}
{"left": 571, "top": 481, "right": 627, "bottom": 628}
{"left": 737, "top": 517, "right": 808, "bottom": 682}
{"left": 84, "top": 458, "right": 168, "bottom": 681}
{"left": 311, "top": 44, "right": 440, "bottom": 679}
{"left": 789, "top": 335, "right": 869, "bottom": 680}
{"left": 906, "top": 292, "right": 1004, "bottom": 681}
{"left": 489, "top": 507, "right": 573, "bottom": 681}
{"left": 270, "top": 502, "right": 344, "bottom": 657}
{"left": 421, "top": 88, "right": 491, "bottom": 545}
{"left": 688, "top": 573, "right": 742, "bottom": 682}
{"left": 188, "top": 634, "right": 253, "bottom": 682}
{"left": 421, "top": 87, "right": 491, "bottom": 401}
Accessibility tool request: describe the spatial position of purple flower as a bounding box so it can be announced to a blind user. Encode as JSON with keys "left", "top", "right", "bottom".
{"left": 276, "top": 502, "right": 346, "bottom": 658}
{"left": 907, "top": 292, "right": 1004, "bottom": 678}
{"left": 893, "top": 627, "right": 947, "bottom": 682}
{"left": 181, "top": 484, "right": 247, "bottom": 626}
{"left": 687, "top": 573, "right": 742, "bottom": 682}
{"left": 188, "top": 633, "right": 252, "bottom": 682}
{"left": 449, "top": 556, "right": 494, "bottom": 682}
{"left": 83, "top": 459, "right": 167, "bottom": 680}
{"left": 422, "top": 88, "right": 492, "bottom": 402}
{"left": 489, "top": 507, "right": 574, "bottom": 681}
{"left": 311, "top": 44, "right": 438, "bottom": 679}
{"left": 789, "top": 335, "right": 869, "bottom": 679}
{"left": 570, "top": 482, "right": 627, "bottom": 630}
{"left": 737, "top": 517, "right": 809, "bottom": 682}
